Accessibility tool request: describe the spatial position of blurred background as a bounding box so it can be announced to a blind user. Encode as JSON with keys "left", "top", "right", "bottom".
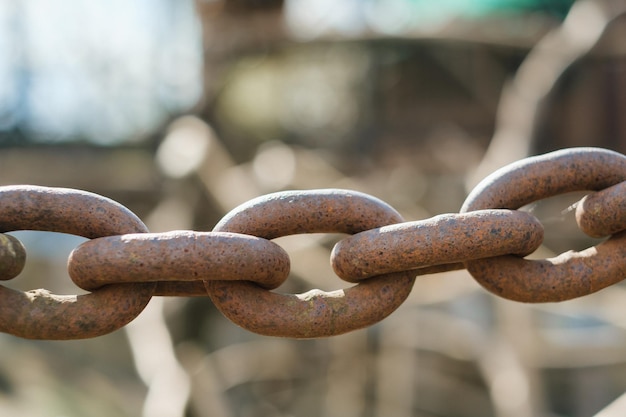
{"left": 1, "top": 0, "right": 626, "bottom": 416}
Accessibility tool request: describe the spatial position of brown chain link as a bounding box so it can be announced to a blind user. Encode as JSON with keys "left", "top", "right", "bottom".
{"left": 331, "top": 210, "right": 543, "bottom": 281}
{"left": 69, "top": 231, "right": 290, "bottom": 295}
{"left": 0, "top": 185, "right": 155, "bottom": 339}
{"left": 460, "top": 147, "right": 626, "bottom": 302}
{"left": 576, "top": 180, "right": 626, "bottom": 238}
{"left": 206, "top": 189, "right": 417, "bottom": 338}
{"left": 1, "top": 147, "right": 626, "bottom": 340}
{"left": 0, "top": 233, "right": 26, "bottom": 280}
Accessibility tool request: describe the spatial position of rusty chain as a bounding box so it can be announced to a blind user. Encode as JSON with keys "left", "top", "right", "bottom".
{"left": 0, "top": 185, "right": 155, "bottom": 339}
{"left": 0, "top": 147, "right": 625, "bottom": 340}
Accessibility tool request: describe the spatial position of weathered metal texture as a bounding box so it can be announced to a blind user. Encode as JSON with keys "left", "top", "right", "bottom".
{"left": 461, "top": 147, "right": 626, "bottom": 302}
{"left": 0, "top": 185, "right": 154, "bottom": 339}
{"left": 464, "top": 233, "right": 626, "bottom": 302}
{"left": 331, "top": 210, "right": 544, "bottom": 281}
{"left": 69, "top": 230, "right": 290, "bottom": 293}
{"left": 0, "top": 233, "right": 26, "bottom": 280}
{"left": 0, "top": 185, "right": 149, "bottom": 238}
{"left": 205, "top": 189, "right": 416, "bottom": 338}
{"left": 153, "top": 281, "right": 207, "bottom": 297}
{"left": 576, "top": 180, "right": 626, "bottom": 238}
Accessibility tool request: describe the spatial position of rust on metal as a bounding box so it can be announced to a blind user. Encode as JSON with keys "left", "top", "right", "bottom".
{"left": 3, "top": 147, "right": 626, "bottom": 339}
{"left": 461, "top": 147, "right": 626, "bottom": 302}
{"left": 466, "top": 231, "right": 626, "bottom": 302}
{"left": 214, "top": 188, "right": 407, "bottom": 238}
{"left": 576, "top": 181, "right": 626, "bottom": 238}
{"left": 0, "top": 185, "right": 148, "bottom": 238}
{"left": 0, "top": 185, "right": 154, "bottom": 339}
{"left": 462, "top": 147, "right": 626, "bottom": 212}
{"left": 0, "top": 285, "right": 154, "bottom": 341}
{"left": 207, "top": 273, "right": 415, "bottom": 338}
{"left": 0, "top": 233, "right": 26, "bottom": 280}
{"left": 69, "top": 230, "right": 290, "bottom": 292}
{"left": 153, "top": 281, "right": 207, "bottom": 297}
{"left": 331, "top": 209, "right": 544, "bottom": 281}
{"left": 206, "top": 189, "right": 416, "bottom": 338}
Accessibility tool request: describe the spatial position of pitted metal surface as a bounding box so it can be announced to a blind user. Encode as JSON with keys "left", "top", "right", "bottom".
{"left": 576, "top": 181, "right": 626, "bottom": 238}
{"left": 1, "top": 148, "right": 625, "bottom": 339}
{"left": 206, "top": 189, "right": 416, "bottom": 338}
{"left": 0, "top": 233, "right": 26, "bottom": 280}
{"left": 331, "top": 209, "right": 543, "bottom": 281}
{"left": 0, "top": 185, "right": 154, "bottom": 340}
{"left": 69, "top": 230, "right": 290, "bottom": 292}
{"left": 461, "top": 148, "right": 626, "bottom": 302}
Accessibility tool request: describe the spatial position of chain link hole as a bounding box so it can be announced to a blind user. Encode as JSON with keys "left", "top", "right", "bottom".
{"left": 5, "top": 231, "right": 89, "bottom": 294}
{"left": 272, "top": 233, "right": 346, "bottom": 292}
{"left": 520, "top": 191, "right": 606, "bottom": 255}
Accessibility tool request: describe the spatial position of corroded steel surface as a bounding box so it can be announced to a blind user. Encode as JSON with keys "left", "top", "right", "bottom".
{"left": 576, "top": 181, "right": 626, "bottom": 238}
{"left": 331, "top": 209, "right": 544, "bottom": 281}
{"left": 0, "top": 185, "right": 154, "bottom": 339}
{"left": 69, "top": 230, "right": 290, "bottom": 292}
{"left": 465, "top": 232, "right": 626, "bottom": 302}
{"left": 462, "top": 148, "right": 626, "bottom": 212}
{"left": 0, "top": 233, "right": 26, "bottom": 280}
{"left": 461, "top": 148, "right": 626, "bottom": 302}
{"left": 206, "top": 189, "right": 416, "bottom": 338}
{"left": 0, "top": 185, "right": 148, "bottom": 238}
{"left": 2, "top": 147, "right": 626, "bottom": 339}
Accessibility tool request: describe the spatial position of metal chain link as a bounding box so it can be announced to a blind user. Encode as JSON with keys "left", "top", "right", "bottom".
{"left": 0, "top": 185, "right": 155, "bottom": 339}
{"left": 1, "top": 147, "right": 625, "bottom": 340}
{"left": 206, "top": 189, "right": 416, "bottom": 338}
{"left": 69, "top": 230, "right": 290, "bottom": 295}
{"left": 460, "top": 147, "right": 626, "bottom": 302}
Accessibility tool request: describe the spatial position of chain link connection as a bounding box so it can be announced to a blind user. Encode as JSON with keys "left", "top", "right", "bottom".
{"left": 1, "top": 147, "right": 625, "bottom": 340}
{"left": 461, "top": 147, "right": 626, "bottom": 302}
{"left": 0, "top": 185, "right": 154, "bottom": 339}
{"left": 206, "top": 189, "right": 417, "bottom": 338}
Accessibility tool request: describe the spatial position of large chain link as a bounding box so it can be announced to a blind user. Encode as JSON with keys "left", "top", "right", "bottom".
{"left": 207, "top": 189, "right": 416, "bottom": 338}
{"left": 0, "top": 185, "right": 155, "bottom": 339}
{"left": 1, "top": 147, "right": 625, "bottom": 340}
{"left": 460, "top": 147, "right": 626, "bottom": 302}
